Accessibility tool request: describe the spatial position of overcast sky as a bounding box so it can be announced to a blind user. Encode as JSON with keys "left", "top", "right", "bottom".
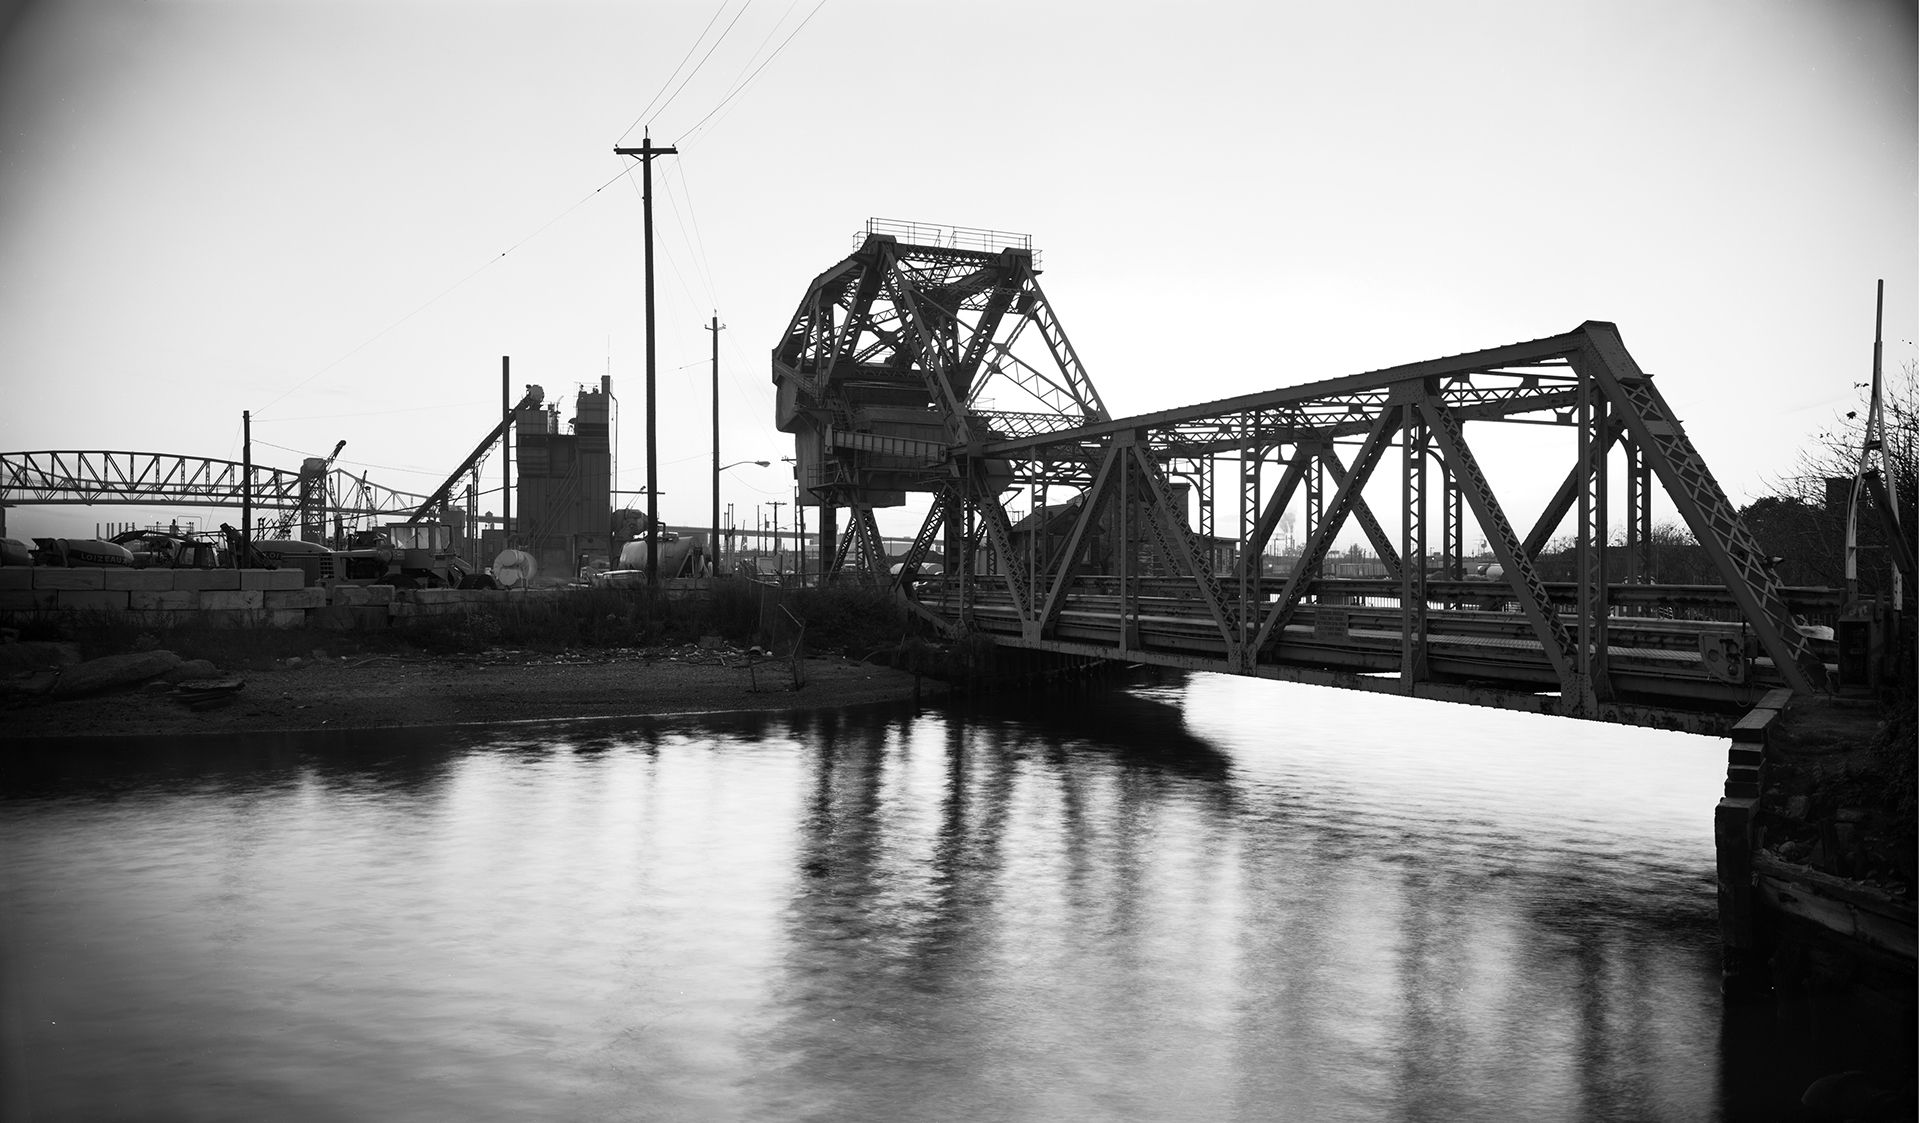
{"left": 2, "top": 0, "right": 1914, "bottom": 548}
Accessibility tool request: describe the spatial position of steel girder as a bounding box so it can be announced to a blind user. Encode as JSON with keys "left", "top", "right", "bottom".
{"left": 773, "top": 231, "right": 1108, "bottom": 514}
{"left": 0, "top": 450, "right": 428, "bottom": 519}
{"left": 774, "top": 232, "right": 1822, "bottom": 723}
{"left": 1569, "top": 327, "right": 1820, "bottom": 692}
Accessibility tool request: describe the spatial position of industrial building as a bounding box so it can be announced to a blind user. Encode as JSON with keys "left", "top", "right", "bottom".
{"left": 484, "top": 377, "right": 613, "bottom": 580}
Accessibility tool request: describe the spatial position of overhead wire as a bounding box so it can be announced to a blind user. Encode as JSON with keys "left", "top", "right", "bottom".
{"left": 670, "top": 157, "right": 722, "bottom": 306}
{"left": 249, "top": 438, "right": 442, "bottom": 478}
{"left": 255, "top": 401, "right": 491, "bottom": 424}
{"left": 254, "top": 165, "right": 638, "bottom": 416}
{"left": 656, "top": 163, "right": 718, "bottom": 308}
{"left": 615, "top": 0, "right": 732, "bottom": 144}
{"left": 642, "top": 0, "right": 756, "bottom": 134}
{"left": 676, "top": 0, "right": 830, "bottom": 145}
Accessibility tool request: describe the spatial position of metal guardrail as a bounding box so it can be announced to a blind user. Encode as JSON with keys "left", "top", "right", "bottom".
{"left": 858, "top": 218, "right": 1037, "bottom": 263}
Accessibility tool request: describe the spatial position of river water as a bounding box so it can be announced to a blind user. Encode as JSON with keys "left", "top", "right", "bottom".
{"left": 2, "top": 672, "right": 1815, "bottom": 1120}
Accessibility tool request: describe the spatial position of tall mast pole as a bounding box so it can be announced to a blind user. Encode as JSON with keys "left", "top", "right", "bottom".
{"left": 501, "top": 355, "right": 511, "bottom": 546}
{"left": 241, "top": 409, "right": 252, "bottom": 567}
{"left": 614, "top": 132, "right": 678, "bottom": 592}
{"left": 1847, "top": 280, "right": 1885, "bottom": 606}
{"left": 708, "top": 313, "right": 725, "bottom": 574}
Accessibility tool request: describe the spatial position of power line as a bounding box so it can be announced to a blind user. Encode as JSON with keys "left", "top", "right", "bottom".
{"left": 255, "top": 165, "right": 637, "bottom": 415}
{"left": 671, "top": 157, "right": 721, "bottom": 307}
{"left": 250, "top": 437, "right": 443, "bottom": 477}
{"left": 657, "top": 164, "right": 717, "bottom": 307}
{"left": 616, "top": 0, "right": 731, "bottom": 143}
{"left": 677, "top": 0, "right": 829, "bottom": 144}
{"left": 254, "top": 400, "right": 491, "bottom": 424}
{"left": 644, "top": 0, "right": 756, "bottom": 134}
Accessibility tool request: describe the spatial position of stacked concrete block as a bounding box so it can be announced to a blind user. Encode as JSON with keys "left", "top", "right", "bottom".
{"left": 242, "top": 569, "right": 304, "bottom": 591}
{"left": 265, "top": 588, "right": 327, "bottom": 611}
{"left": 198, "top": 590, "right": 264, "bottom": 612}
{"left": 172, "top": 569, "right": 241, "bottom": 591}
{"left": 328, "top": 584, "right": 393, "bottom": 607}
{"left": 0, "top": 566, "right": 542, "bottom": 630}
{"left": 129, "top": 590, "right": 201, "bottom": 611}
{"left": 102, "top": 570, "right": 176, "bottom": 591}
{"left": 31, "top": 569, "right": 104, "bottom": 591}
{"left": 57, "top": 590, "right": 130, "bottom": 612}
{"left": 0, "top": 588, "right": 57, "bottom": 611}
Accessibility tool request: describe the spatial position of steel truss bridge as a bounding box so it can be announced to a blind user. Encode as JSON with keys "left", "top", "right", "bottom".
{"left": 0, "top": 451, "right": 432, "bottom": 537}
{"left": 774, "top": 222, "right": 1831, "bottom": 733}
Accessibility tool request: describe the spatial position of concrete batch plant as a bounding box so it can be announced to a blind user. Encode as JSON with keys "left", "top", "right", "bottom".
{"left": 492, "top": 376, "right": 613, "bottom": 580}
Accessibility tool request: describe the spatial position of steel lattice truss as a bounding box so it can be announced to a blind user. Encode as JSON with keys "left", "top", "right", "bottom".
{"left": 774, "top": 224, "right": 1109, "bottom": 508}
{"left": 775, "top": 234, "right": 1825, "bottom": 729}
{"left": 0, "top": 450, "right": 429, "bottom": 524}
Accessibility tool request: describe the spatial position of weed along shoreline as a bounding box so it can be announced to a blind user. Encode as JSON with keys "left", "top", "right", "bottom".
{"left": 2, "top": 646, "right": 946, "bottom": 743}
{"left": 0, "top": 583, "right": 958, "bottom": 742}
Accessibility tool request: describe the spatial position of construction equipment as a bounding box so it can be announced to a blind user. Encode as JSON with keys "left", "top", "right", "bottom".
{"left": 109, "top": 527, "right": 223, "bottom": 569}
{"left": 27, "top": 537, "right": 135, "bottom": 567}
{"left": 256, "top": 523, "right": 494, "bottom": 589}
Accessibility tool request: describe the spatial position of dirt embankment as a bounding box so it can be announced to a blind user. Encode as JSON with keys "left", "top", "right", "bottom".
{"left": 2, "top": 645, "right": 941, "bottom": 741}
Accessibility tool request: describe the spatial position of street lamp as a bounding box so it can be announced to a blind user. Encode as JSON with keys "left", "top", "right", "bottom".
{"left": 714, "top": 459, "right": 768, "bottom": 571}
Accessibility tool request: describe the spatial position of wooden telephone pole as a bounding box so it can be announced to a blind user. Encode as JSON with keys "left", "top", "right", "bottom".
{"left": 613, "top": 133, "right": 678, "bottom": 591}
{"left": 707, "top": 313, "right": 725, "bottom": 575}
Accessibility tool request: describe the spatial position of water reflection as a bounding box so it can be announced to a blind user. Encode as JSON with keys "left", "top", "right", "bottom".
{"left": 4, "top": 673, "right": 1764, "bottom": 1121}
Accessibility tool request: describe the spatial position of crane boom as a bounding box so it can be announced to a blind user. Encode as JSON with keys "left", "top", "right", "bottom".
{"left": 408, "top": 385, "right": 545, "bottom": 524}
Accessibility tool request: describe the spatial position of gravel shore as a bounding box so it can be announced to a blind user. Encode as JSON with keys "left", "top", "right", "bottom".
{"left": 3, "top": 648, "right": 939, "bottom": 741}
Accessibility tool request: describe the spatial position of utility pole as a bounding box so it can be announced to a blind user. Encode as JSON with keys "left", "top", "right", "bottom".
{"left": 770, "top": 500, "right": 786, "bottom": 577}
{"left": 614, "top": 132, "right": 678, "bottom": 593}
{"left": 796, "top": 488, "right": 807, "bottom": 586}
{"left": 707, "top": 313, "right": 725, "bottom": 575}
{"left": 501, "top": 356, "right": 511, "bottom": 548}
{"left": 240, "top": 409, "right": 252, "bottom": 568}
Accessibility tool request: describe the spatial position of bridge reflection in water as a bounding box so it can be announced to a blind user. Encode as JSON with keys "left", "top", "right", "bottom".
{"left": 775, "top": 222, "right": 1828, "bottom": 733}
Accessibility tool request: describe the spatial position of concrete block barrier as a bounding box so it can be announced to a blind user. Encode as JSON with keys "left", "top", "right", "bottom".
{"left": 33, "top": 570, "right": 105, "bottom": 591}
{"left": 130, "top": 590, "right": 201, "bottom": 611}
{"left": 265, "top": 588, "right": 328, "bottom": 610}
{"left": 0, "top": 589, "right": 58, "bottom": 610}
{"left": 172, "top": 570, "right": 241, "bottom": 592}
{"left": 0, "top": 567, "right": 548, "bottom": 630}
{"left": 199, "top": 590, "right": 264, "bottom": 612}
{"left": 242, "top": 569, "right": 304, "bottom": 591}
{"left": 57, "top": 590, "right": 130, "bottom": 611}
{"left": 103, "top": 570, "right": 177, "bottom": 591}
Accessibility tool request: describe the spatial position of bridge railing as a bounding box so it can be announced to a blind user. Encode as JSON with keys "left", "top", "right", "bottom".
{"left": 858, "top": 218, "right": 1036, "bottom": 260}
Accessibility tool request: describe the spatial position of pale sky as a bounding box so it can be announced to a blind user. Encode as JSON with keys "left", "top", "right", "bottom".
{"left": 2, "top": 0, "right": 1914, "bottom": 546}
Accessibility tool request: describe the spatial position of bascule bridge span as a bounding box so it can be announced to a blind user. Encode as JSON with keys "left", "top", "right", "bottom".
{"left": 776, "top": 223, "right": 1829, "bottom": 734}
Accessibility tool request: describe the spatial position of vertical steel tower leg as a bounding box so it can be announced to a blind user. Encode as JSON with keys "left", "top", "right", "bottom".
{"left": 1401, "top": 401, "right": 1429, "bottom": 689}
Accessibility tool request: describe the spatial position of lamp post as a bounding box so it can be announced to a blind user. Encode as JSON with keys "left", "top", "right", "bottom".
{"left": 714, "top": 459, "right": 768, "bottom": 572}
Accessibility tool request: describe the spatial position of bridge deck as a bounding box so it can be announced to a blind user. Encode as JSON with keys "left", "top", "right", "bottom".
{"left": 918, "top": 578, "right": 1825, "bottom": 732}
